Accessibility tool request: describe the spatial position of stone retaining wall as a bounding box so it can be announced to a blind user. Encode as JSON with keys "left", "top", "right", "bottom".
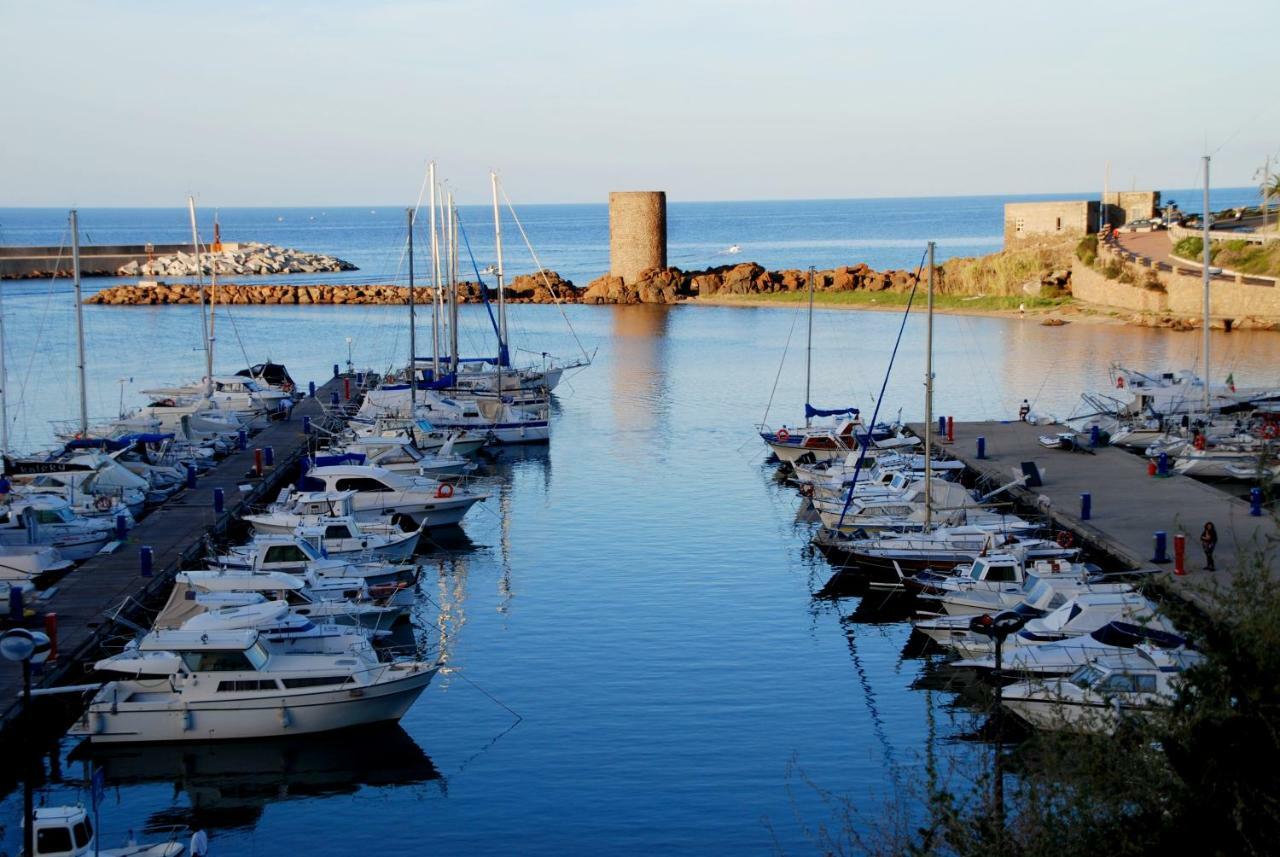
{"left": 1070, "top": 257, "right": 1280, "bottom": 328}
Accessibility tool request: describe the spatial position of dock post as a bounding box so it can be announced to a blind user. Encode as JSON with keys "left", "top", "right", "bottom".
{"left": 938, "top": 415, "right": 946, "bottom": 435}
{"left": 333, "top": 364, "right": 339, "bottom": 378}
{"left": 1089, "top": 425, "right": 1100, "bottom": 448}
{"left": 264, "top": 446, "right": 274, "bottom": 468}
{"left": 140, "top": 545, "right": 153, "bottom": 577}
{"left": 309, "top": 381, "right": 316, "bottom": 398}
{"left": 237, "top": 429, "right": 247, "bottom": 451}
{"left": 330, "top": 391, "right": 339, "bottom": 408}
{"left": 977, "top": 436, "right": 986, "bottom": 459}
{"left": 43, "top": 614, "right": 57, "bottom": 661}
{"left": 1080, "top": 492, "right": 1091, "bottom": 521}
{"left": 213, "top": 487, "right": 225, "bottom": 514}
{"left": 1157, "top": 452, "right": 1169, "bottom": 477}
{"left": 186, "top": 463, "right": 197, "bottom": 490}
{"left": 344, "top": 377, "right": 351, "bottom": 400}
{"left": 946, "top": 416, "right": 954, "bottom": 443}
{"left": 254, "top": 448, "right": 264, "bottom": 477}
{"left": 1251, "top": 487, "right": 1263, "bottom": 516}
{"left": 303, "top": 416, "right": 312, "bottom": 435}
{"left": 357, "top": 371, "right": 365, "bottom": 387}
{"left": 1152, "top": 531, "right": 1168, "bottom": 563}
{"left": 115, "top": 514, "right": 128, "bottom": 541}
{"left": 8, "top": 586, "right": 21, "bottom": 620}
{"left": 1173, "top": 533, "right": 1187, "bottom": 575}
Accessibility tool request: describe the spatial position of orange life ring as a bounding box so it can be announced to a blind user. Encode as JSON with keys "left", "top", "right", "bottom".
{"left": 776, "top": 429, "right": 791, "bottom": 442}
{"left": 1116, "top": 377, "right": 1125, "bottom": 389}
{"left": 94, "top": 495, "right": 113, "bottom": 512}
{"left": 1262, "top": 424, "right": 1279, "bottom": 440}
{"left": 435, "top": 483, "right": 455, "bottom": 499}
{"left": 1193, "top": 433, "right": 1207, "bottom": 450}
{"left": 1056, "top": 531, "right": 1075, "bottom": 548}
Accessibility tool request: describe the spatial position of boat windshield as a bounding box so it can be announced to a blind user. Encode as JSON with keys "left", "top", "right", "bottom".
{"left": 246, "top": 641, "right": 270, "bottom": 670}
{"left": 968, "top": 560, "right": 988, "bottom": 580}
{"left": 1070, "top": 663, "right": 1105, "bottom": 689}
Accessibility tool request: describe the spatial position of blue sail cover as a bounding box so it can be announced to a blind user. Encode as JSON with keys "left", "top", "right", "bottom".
{"left": 312, "top": 453, "right": 366, "bottom": 467}
{"left": 805, "top": 405, "right": 859, "bottom": 419}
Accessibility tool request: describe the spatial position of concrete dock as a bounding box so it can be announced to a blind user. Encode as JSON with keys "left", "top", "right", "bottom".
{"left": 917, "top": 420, "right": 1277, "bottom": 598}
{"left": 0, "top": 374, "right": 353, "bottom": 740}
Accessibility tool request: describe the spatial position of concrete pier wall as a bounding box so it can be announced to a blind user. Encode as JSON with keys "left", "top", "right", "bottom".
{"left": 0, "top": 243, "right": 243, "bottom": 278}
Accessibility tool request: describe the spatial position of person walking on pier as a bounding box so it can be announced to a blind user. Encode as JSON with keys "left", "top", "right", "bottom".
{"left": 1200, "top": 521, "right": 1218, "bottom": 571}
{"left": 1019, "top": 399, "right": 1031, "bottom": 422}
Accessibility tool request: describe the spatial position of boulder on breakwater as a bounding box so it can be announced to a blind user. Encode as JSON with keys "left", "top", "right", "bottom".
{"left": 117, "top": 242, "right": 356, "bottom": 278}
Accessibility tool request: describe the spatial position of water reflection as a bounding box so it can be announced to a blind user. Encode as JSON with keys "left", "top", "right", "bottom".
{"left": 69, "top": 725, "right": 441, "bottom": 832}
{"left": 609, "top": 305, "right": 672, "bottom": 446}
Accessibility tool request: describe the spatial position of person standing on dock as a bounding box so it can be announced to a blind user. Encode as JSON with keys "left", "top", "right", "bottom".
{"left": 1019, "top": 399, "right": 1031, "bottom": 422}
{"left": 1200, "top": 522, "right": 1218, "bottom": 571}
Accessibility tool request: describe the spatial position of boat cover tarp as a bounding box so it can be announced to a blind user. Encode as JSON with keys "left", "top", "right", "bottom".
{"left": 805, "top": 405, "right": 859, "bottom": 418}
{"left": 312, "top": 453, "right": 366, "bottom": 467}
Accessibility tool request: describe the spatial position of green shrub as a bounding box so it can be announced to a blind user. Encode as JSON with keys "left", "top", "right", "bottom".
{"left": 1226, "top": 239, "right": 1249, "bottom": 253}
{"left": 1102, "top": 261, "right": 1123, "bottom": 280}
{"left": 1075, "top": 235, "right": 1098, "bottom": 264}
{"left": 1174, "top": 237, "right": 1204, "bottom": 258}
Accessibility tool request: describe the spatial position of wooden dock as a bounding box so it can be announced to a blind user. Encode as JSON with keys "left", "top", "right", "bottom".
{"left": 0, "top": 374, "right": 354, "bottom": 740}
{"left": 915, "top": 420, "right": 1278, "bottom": 598}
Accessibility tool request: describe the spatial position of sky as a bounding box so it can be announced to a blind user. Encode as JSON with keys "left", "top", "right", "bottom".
{"left": 2, "top": 0, "right": 1278, "bottom": 206}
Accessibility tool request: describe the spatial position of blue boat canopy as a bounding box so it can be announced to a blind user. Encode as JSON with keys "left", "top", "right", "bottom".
{"left": 805, "top": 405, "right": 859, "bottom": 419}
{"left": 312, "top": 453, "right": 366, "bottom": 467}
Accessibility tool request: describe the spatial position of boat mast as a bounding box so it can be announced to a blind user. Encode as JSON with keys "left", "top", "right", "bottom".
{"left": 186, "top": 197, "right": 212, "bottom": 398}
{"left": 924, "top": 241, "right": 935, "bottom": 531}
{"left": 805, "top": 265, "right": 814, "bottom": 428}
{"left": 1201, "top": 155, "right": 1211, "bottom": 413}
{"left": 0, "top": 258, "right": 10, "bottom": 455}
{"left": 70, "top": 209, "right": 89, "bottom": 434}
{"left": 407, "top": 207, "right": 417, "bottom": 409}
{"left": 428, "top": 163, "right": 442, "bottom": 380}
{"left": 491, "top": 171, "right": 508, "bottom": 368}
{"left": 449, "top": 191, "right": 459, "bottom": 375}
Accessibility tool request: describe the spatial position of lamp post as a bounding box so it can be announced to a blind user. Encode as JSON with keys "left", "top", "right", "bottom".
{"left": 345, "top": 337, "right": 354, "bottom": 375}
{"left": 969, "top": 611, "right": 1030, "bottom": 852}
{"left": 2, "top": 627, "right": 52, "bottom": 856}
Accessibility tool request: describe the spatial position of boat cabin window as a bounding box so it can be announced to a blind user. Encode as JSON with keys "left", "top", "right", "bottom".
{"left": 37, "top": 508, "right": 75, "bottom": 525}
{"left": 218, "top": 678, "right": 281, "bottom": 692}
{"left": 324, "top": 524, "right": 354, "bottom": 539}
{"left": 334, "top": 477, "right": 392, "bottom": 493}
{"left": 984, "top": 563, "right": 1019, "bottom": 583}
{"left": 36, "top": 825, "right": 74, "bottom": 854}
{"left": 263, "top": 544, "right": 312, "bottom": 564}
{"left": 1099, "top": 674, "right": 1138, "bottom": 694}
{"left": 1071, "top": 664, "right": 1105, "bottom": 688}
{"left": 282, "top": 675, "right": 349, "bottom": 688}
{"left": 968, "top": 560, "right": 988, "bottom": 581}
{"left": 181, "top": 649, "right": 257, "bottom": 672}
{"left": 73, "top": 818, "right": 93, "bottom": 848}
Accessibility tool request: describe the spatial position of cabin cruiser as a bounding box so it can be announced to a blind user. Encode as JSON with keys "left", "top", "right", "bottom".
{"left": 831, "top": 527, "right": 1073, "bottom": 575}
{"left": 70, "top": 628, "right": 438, "bottom": 743}
{"left": 962, "top": 620, "right": 1187, "bottom": 675}
{"left": 25, "top": 804, "right": 184, "bottom": 856}
{"left": 349, "top": 419, "right": 488, "bottom": 457}
{"left": 759, "top": 411, "right": 891, "bottom": 466}
{"left": 144, "top": 375, "right": 291, "bottom": 420}
{"left": 1002, "top": 647, "right": 1200, "bottom": 734}
{"left": 301, "top": 464, "right": 488, "bottom": 527}
{"left": 912, "top": 578, "right": 1129, "bottom": 645}
{"left": 0, "top": 494, "right": 116, "bottom": 561}
{"left": 237, "top": 361, "right": 300, "bottom": 397}
{"left": 207, "top": 534, "right": 417, "bottom": 587}
{"left": 814, "top": 478, "right": 1025, "bottom": 534}
{"left": 358, "top": 386, "right": 550, "bottom": 445}
{"left": 4, "top": 451, "right": 147, "bottom": 517}
{"left": 236, "top": 515, "right": 422, "bottom": 562}
{"left": 900, "top": 553, "right": 1092, "bottom": 598}
{"left": 795, "top": 450, "right": 961, "bottom": 493}
{"left": 0, "top": 544, "right": 72, "bottom": 595}
{"left": 321, "top": 434, "right": 476, "bottom": 477}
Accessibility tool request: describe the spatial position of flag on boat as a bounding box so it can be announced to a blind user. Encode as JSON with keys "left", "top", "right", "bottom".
{"left": 1226, "top": 373, "right": 1235, "bottom": 392}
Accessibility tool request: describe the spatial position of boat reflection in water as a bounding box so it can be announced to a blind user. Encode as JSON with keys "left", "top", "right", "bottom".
{"left": 71, "top": 724, "right": 441, "bottom": 831}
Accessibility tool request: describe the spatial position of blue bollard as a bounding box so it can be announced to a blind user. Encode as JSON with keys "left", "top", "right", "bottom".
{"left": 333, "top": 364, "right": 339, "bottom": 378}
{"left": 1251, "top": 487, "right": 1263, "bottom": 517}
{"left": 140, "top": 545, "right": 153, "bottom": 577}
{"left": 1090, "top": 425, "right": 1101, "bottom": 448}
{"left": 303, "top": 416, "right": 312, "bottom": 435}
{"left": 213, "top": 487, "right": 225, "bottom": 514}
{"left": 1081, "top": 492, "right": 1092, "bottom": 521}
{"left": 9, "top": 585, "right": 22, "bottom": 620}
{"left": 309, "top": 381, "right": 316, "bottom": 398}
{"left": 1153, "top": 530, "right": 1168, "bottom": 563}
{"left": 330, "top": 391, "right": 339, "bottom": 407}
{"left": 186, "top": 463, "right": 197, "bottom": 489}
{"left": 264, "top": 446, "right": 274, "bottom": 467}
{"left": 357, "top": 371, "right": 365, "bottom": 387}
{"left": 938, "top": 415, "right": 946, "bottom": 435}
{"left": 977, "top": 436, "right": 986, "bottom": 460}
{"left": 115, "top": 514, "right": 128, "bottom": 540}
{"left": 0, "top": 475, "right": 9, "bottom": 495}
{"left": 237, "top": 429, "right": 247, "bottom": 451}
{"left": 1157, "top": 452, "right": 1169, "bottom": 477}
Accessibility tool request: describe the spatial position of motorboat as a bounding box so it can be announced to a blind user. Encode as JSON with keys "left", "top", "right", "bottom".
{"left": 236, "top": 515, "right": 421, "bottom": 562}
{"left": 0, "top": 494, "right": 115, "bottom": 561}
{"left": 4, "top": 451, "right": 147, "bottom": 517}
{"left": 143, "top": 375, "right": 291, "bottom": 420}
{"left": 322, "top": 434, "right": 476, "bottom": 477}
{"left": 961, "top": 620, "right": 1187, "bottom": 675}
{"left": 0, "top": 544, "right": 72, "bottom": 595}
{"left": 361, "top": 387, "right": 550, "bottom": 445}
{"left": 70, "top": 628, "right": 438, "bottom": 743}
{"left": 829, "top": 528, "right": 1073, "bottom": 575}
{"left": 207, "top": 534, "right": 416, "bottom": 587}
{"left": 900, "top": 553, "right": 1092, "bottom": 598}
{"left": 25, "top": 804, "right": 184, "bottom": 856}
{"left": 300, "top": 465, "right": 488, "bottom": 527}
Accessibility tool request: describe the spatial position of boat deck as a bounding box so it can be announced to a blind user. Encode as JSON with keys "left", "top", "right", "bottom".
{"left": 911, "top": 420, "right": 1278, "bottom": 604}
{"left": 0, "top": 374, "right": 352, "bottom": 740}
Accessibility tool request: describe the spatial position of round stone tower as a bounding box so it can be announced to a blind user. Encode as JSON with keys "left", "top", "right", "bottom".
{"left": 609, "top": 191, "right": 667, "bottom": 284}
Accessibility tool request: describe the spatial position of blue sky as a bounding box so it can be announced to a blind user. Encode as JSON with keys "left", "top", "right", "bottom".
{"left": 2, "top": 0, "right": 1277, "bottom": 206}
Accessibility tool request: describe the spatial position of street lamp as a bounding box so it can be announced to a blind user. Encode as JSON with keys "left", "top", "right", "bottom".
{"left": 345, "top": 337, "right": 354, "bottom": 374}
{"left": 968, "top": 610, "right": 1030, "bottom": 850}
{"left": 2, "top": 627, "right": 52, "bottom": 857}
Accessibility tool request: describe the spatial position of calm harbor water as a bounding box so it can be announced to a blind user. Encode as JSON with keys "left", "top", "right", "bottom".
{"left": 0, "top": 196, "right": 1274, "bottom": 854}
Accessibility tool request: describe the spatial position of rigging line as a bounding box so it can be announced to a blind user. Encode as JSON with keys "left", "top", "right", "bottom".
{"left": 14, "top": 238, "right": 69, "bottom": 449}
{"left": 834, "top": 246, "right": 929, "bottom": 531}
{"left": 760, "top": 291, "right": 807, "bottom": 428}
{"left": 498, "top": 183, "right": 592, "bottom": 364}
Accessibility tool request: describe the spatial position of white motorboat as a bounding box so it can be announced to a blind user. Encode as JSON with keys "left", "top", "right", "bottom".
{"left": 5, "top": 452, "right": 147, "bottom": 517}
{"left": 962, "top": 619, "right": 1187, "bottom": 675}
{"left": 70, "top": 628, "right": 438, "bottom": 743}
{"left": 0, "top": 494, "right": 115, "bottom": 561}
{"left": 357, "top": 387, "right": 549, "bottom": 445}
{"left": 207, "top": 534, "right": 416, "bottom": 587}
{"left": 236, "top": 516, "right": 421, "bottom": 562}
{"left": 26, "top": 804, "right": 184, "bottom": 856}
{"left": 324, "top": 434, "right": 476, "bottom": 477}
{"left": 0, "top": 543, "right": 73, "bottom": 588}
{"left": 900, "top": 553, "right": 1092, "bottom": 598}
{"left": 830, "top": 528, "right": 1073, "bottom": 575}
{"left": 143, "top": 375, "right": 291, "bottom": 419}
{"left": 301, "top": 464, "right": 488, "bottom": 527}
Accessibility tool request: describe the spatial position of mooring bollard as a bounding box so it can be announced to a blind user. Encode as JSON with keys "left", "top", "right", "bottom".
{"left": 309, "top": 381, "right": 316, "bottom": 398}
{"left": 946, "top": 416, "right": 954, "bottom": 443}
{"left": 115, "top": 514, "right": 128, "bottom": 540}
{"left": 214, "top": 487, "right": 225, "bottom": 514}
{"left": 44, "top": 613, "right": 58, "bottom": 661}
{"left": 186, "top": 463, "right": 197, "bottom": 490}
{"left": 1157, "top": 452, "right": 1169, "bottom": 477}
{"left": 254, "top": 448, "right": 264, "bottom": 477}
{"left": 937, "top": 415, "right": 946, "bottom": 435}
{"left": 264, "top": 446, "right": 274, "bottom": 468}
{"left": 1173, "top": 533, "right": 1187, "bottom": 575}
{"left": 1090, "top": 425, "right": 1101, "bottom": 448}
{"left": 1081, "top": 492, "right": 1092, "bottom": 521}
{"left": 333, "top": 364, "right": 339, "bottom": 378}
{"left": 343, "top": 377, "right": 351, "bottom": 400}
{"left": 357, "top": 371, "right": 365, "bottom": 387}
{"left": 237, "top": 429, "right": 247, "bottom": 451}
{"left": 303, "top": 416, "right": 312, "bottom": 435}
{"left": 1251, "top": 487, "right": 1263, "bottom": 517}
{"left": 330, "top": 391, "right": 339, "bottom": 407}
{"left": 9, "top": 585, "right": 22, "bottom": 620}
{"left": 1147, "top": 459, "right": 1157, "bottom": 477}
{"left": 977, "top": 436, "right": 986, "bottom": 459}
{"left": 140, "top": 545, "right": 153, "bottom": 578}
{"left": 1152, "top": 530, "right": 1168, "bottom": 563}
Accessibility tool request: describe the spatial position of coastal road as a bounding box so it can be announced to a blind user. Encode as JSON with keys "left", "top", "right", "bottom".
{"left": 1112, "top": 230, "right": 1275, "bottom": 286}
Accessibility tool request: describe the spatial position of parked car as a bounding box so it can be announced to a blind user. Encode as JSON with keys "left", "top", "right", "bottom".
{"left": 1120, "top": 219, "right": 1161, "bottom": 233}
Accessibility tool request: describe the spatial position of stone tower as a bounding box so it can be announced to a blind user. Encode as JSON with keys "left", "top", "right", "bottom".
{"left": 609, "top": 191, "right": 666, "bottom": 284}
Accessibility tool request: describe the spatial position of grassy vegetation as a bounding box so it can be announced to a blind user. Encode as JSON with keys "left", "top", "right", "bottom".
{"left": 1075, "top": 234, "right": 1098, "bottom": 266}
{"left": 939, "top": 236, "right": 1075, "bottom": 297}
{"left": 1173, "top": 236, "right": 1280, "bottom": 277}
{"left": 704, "top": 290, "right": 1068, "bottom": 312}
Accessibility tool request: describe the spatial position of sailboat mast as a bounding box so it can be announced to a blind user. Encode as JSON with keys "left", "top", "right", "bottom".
{"left": 449, "top": 192, "right": 459, "bottom": 375}
{"left": 924, "top": 241, "right": 935, "bottom": 531}
{"left": 428, "top": 164, "right": 442, "bottom": 380}
{"left": 1202, "top": 155, "right": 1211, "bottom": 412}
{"left": 805, "top": 266, "right": 814, "bottom": 428}
{"left": 491, "top": 171, "right": 508, "bottom": 367}
{"left": 0, "top": 257, "right": 10, "bottom": 454}
{"left": 407, "top": 207, "right": 417, "bottom": 409}
{"left": 186, "top": 198, "right": 212, "bottom": 397}
{"left": 70, "top": 209, "right": 89, "bottom": 434}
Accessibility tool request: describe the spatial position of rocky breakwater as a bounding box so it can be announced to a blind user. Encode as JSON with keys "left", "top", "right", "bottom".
{"left": 117, "top": 242, "right": 356, "bottom": 277}
{"left": 580, "top": 262, "right": 922, "bottom": 303}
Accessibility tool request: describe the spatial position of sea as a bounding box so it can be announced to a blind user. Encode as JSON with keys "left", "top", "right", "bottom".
{"left": 0, "top": 188, "right": 1270, "bottom": 855}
